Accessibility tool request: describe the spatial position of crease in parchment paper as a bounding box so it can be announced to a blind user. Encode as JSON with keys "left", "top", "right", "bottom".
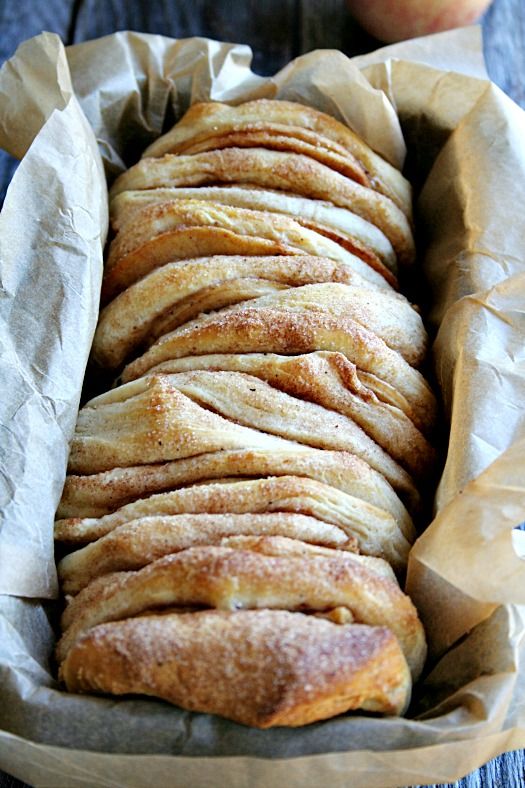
{"left": 0, "top": 97, "right": 107, "bottom": 597}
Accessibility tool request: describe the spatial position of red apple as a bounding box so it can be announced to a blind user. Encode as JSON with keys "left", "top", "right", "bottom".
{"left": 346, "top": 0, "right": 494, "bottom": 43}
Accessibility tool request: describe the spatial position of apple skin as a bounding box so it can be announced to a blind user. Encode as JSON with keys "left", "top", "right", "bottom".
{"left": 346, "top": 0, "right": 494, "bottom": 43}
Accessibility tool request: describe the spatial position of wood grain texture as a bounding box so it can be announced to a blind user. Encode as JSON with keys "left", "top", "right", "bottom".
{"left": 483, "top": 0, "right": 525, "bottom": 108}
{"left": 0, "top": 0, "right": 72, "bottom": 64}
{"left": 0, "top": 0, "right": 524, "bottom": 785}
{"left": 70, "top": 0, "right": 300, "bottom": 76}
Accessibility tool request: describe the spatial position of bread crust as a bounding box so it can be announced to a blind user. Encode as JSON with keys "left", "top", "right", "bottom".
{"left": 58, "top": 512, "right": 359, "bottom": 594}
{"left": 69, "top": 375, "right": 297, "bottom": 475}
{"left": 56, "top": 476, "right": 413, "bottom": 583}
{"left": 168, "top": 126, "right": 371, "bottom": 185}
{"left": 70, "top": 372, "right": 419, "bottom": 508}
{"left": 143, "top": 352, "right": 435, "bottom": 477}
{"left": 93, "top": 256, "right": 381, "bottom": 368}
{"left": 60, "top": 610, "right": 412, "bottom": 726}
{"left": 57, "top": 99, "right": 431, "bottom": 726}
{"left": 109, "top": 187, "right": 397, "bottom": 273}
{"left": 57, "top": 539, "right": 427, "bottom": 678}
{"left": 142, "top": 99, "right": 412, "bottom": 215}
{"left": 57, "top": 447, "right": 413, "bottom": 541}
{"left": 102, "top": 200, "right": 392, "bottom": 301}
{"left": 120, "top": 309, "right": 436, "bottom": 432}
{"left": 109, "top": 149, "right": 415, "bottom": 266}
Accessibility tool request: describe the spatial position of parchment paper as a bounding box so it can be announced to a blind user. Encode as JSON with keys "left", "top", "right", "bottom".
{"left": 0, "top": 25, "right": 524, "bottom": 788}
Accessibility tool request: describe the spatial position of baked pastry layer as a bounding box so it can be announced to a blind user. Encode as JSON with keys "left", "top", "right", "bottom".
{"left": 57, "top": 538, "right": 427, "bottom": 678}
{"left": 61, "top": 609, "right": 412, "bottom": 726}
{"left": 55, "top": 474, "right": 413, "bottom": 571}
{"left": 109, "top": 149, "right": 415, "bottom": 265}
{"left": 103, "top": 200, "right": 393, "bottom": 301}
{"left": 142, "top": 99, "right": 412, "bottom": 215}
{"left": 110, "top": 187, "right": 397, "bottom": 272}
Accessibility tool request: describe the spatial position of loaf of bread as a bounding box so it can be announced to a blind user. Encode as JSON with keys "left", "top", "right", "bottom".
{"left": 55, "top": 98, "right": 435, "bottom": 727}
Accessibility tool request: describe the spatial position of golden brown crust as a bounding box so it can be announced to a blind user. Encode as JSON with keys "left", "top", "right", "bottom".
{"left": 171, "top": 127, "right": 370, "bottom": 185}
{"left": 142, "top": 100, "right": 412, "bottom": 216}
{"left": 109, "top": 149, "right": 415, "bottom": 266}
{"left": 57, "top": 512, "right": 358, "bottom": 594}
{"left": 143, "top": 353, "right": 435, "bottom": 478}
{"left": 57, "top": 98, "right": 429, "bottom": 727}
{"left": 55, "top": 473, "right": 407, "bottom": 541}
{"left": 109, "top": 186, "right": 398, "bottom": 273}
{"left": 68, "top": 375, "right": 299, "bottom": 475}
{"left": 142, "top": 278, "right": 286, "bottom": 340}
{"left": 222, "top": 283, "right": 426, "bottom": 366}
{"left": 70, "top": 372, "right": 419, "bottom": 508}
{"left": 57, "top": 447, "right": 413, "bottom": 541}
{"left": 55, "top": 475, "right": 413, "bottom": 575}
{"left": 102, "top": 200, "right": 392, "bottom": 301}
{"left": 101, "top": 225, "right": 297, "bottom": 304}
{"left": 120, "top": 309, "right": 436, "bottom": 432}
{"left": 57, "top": 540, "right": 427, "bottom": 678}
{"left": 92, "top": 256, "right": 380, "bottom": 369}
{"left": 60, "top": 610, "right": 412, "bottom": 725}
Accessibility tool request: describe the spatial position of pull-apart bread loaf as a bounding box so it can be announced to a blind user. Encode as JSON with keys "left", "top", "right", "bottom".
{"left": 56, "top": 98, "right": 437, "bottom": 727}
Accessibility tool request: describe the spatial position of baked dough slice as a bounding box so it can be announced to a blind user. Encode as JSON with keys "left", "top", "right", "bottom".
{"left": 168, "top": 126, "right": 370, "bottom": 184}
{"left": 68, "top": 368, "right": 427, "bottom": 513}
{"left": 57, "top": 511, "right": 360, "bottom": 594}
{"left": 109, "top": 186, "right": 397, "bottom": 273}
{"left": 143, "top": 352, "right": 435, "bottom": 477}
{"left": 94, "top": 271, "right": 422, "bottom": 371}
{"left": 146, "top": 278, "right": 287, "bottom": 333}
{"left": 223, "top": 283, "right": 426, "bottom": 366}
{"left": 120, "top": 308, "right": 437, "bottom": 432}
{"left": 68, "top": 374, "right": 304, "bottom": 475}
{"left": 103, "top": 200, "right": 392, "bottom": 301}
{"left": 105, "top": 226, "right": 300, "bottom": 303}
{"left": 57, "top": 540, "right": 427, "bottom": 678}
{"left": 57, "top": 447, "right": 412, "bottom": 537}
{"left": 109, "top": 150, "right": 415, "bottom": 265}
{"left": 60, "top": 610, "right": 412, "bottom": 725}
{"left": 142, "top": 100, "right": 412, "bottom": 215}
{"left": 92, "top": 255, "right": 381, "bottom": 369}
{"left": 55, "top": 475, "right": 413, "bottom": 572}
{"left": 175, "top": 370, "right": 417, "bottom": 502}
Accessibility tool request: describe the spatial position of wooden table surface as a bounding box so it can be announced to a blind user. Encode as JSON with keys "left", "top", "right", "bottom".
{"left": 0, "top": 1, "right": 524, "bottom": 786}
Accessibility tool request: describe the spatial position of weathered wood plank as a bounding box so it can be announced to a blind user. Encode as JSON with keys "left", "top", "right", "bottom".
{"left": 70, "top": 0, "right": 299, "bottom": 75}
{"left": 298, "top": 0, "right": 382, "bottom": 57}
{"left": 483, "top": 0, "right": 525, "bottom": 107}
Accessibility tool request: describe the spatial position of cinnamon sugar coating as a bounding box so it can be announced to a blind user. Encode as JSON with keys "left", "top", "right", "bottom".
{"left": 61, "top": 610, "right": 412, "bottom": 726}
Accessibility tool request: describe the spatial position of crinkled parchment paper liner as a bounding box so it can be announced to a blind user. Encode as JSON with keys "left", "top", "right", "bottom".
{"left": 0, "top": 27, "right": 524, "bottom": 788}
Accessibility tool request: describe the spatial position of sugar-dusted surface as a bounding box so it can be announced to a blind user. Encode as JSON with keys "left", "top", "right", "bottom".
{"left": 110, "top": 187, "right": 397, "bottom": 270}
{"left": 55, "top": 474, "right": 413, "bottom": 571}
{"left": 57, "top": 540, "right": 426, "bottom": 677}
{"left": 93, "top": 255, "right": 379, "bottom": 367}
{"left": 142, "top": 351, "right": 435, "bottom": 477}
{"left": 102, "top": 198, "right": 393, "bottom": 301}
{"left": 58, "top": 446, "right": 413, "bottom": 534}
{"left": 142, "top": 99, "right": 412, "bottom": 213}
{"left": 57, "top": 510, "right": 359, "bottom": 594}
{"left": 61, "top": 609, "right": 411, "bottom": 726}
{"left": 121, "top": 308, "right": 436, "bottom": 430}
{"left": 110, "top": 149, "right": 415, "bottom": 264}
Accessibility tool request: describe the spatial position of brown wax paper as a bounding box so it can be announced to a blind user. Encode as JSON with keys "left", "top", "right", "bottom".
{"left": 0, "top": 25, "right": 524, "bottom": 788}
